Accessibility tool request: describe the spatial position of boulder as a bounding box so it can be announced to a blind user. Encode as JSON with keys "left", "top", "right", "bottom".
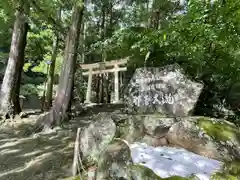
{"left": 96, "top": 140, "right": 201, "bottom": 180}
{"left": 166, "top": 117, "right": 240, "bottom": 161}
{"left": 130, "top": 164, "right": 198, "bottom": 180}
{"left": 96, "top": 139, "right": 133, "bottom": 179}
{"left": 130, "top": 142, "right": 222, "bottom": 180}
{"left": 141, "top": 134, "right": 169, "bottom": 147}
{"left": 76, "top": 110, "right": 240, "bottom": 179}
{"left": 124, "top": 64, "right": 203, "bottom": 116}
{"left": 142, "top": 115, "right": 176, "bottom": 138}
{"left": 211, "top": 160, "right": 240, "bottom": 179}
{"left": 140, "top": 115, "right": 177, "bottom": 147}
{"left": 79, "top": 112, "right": 117, "bottom": 167}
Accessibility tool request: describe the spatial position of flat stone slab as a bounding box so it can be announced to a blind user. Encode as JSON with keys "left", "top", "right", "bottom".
{"left": 130, "top": 142, "right": 223, "bottom": 179}
{"left": 124, "top": 64, "right": 203, "bottom": 116}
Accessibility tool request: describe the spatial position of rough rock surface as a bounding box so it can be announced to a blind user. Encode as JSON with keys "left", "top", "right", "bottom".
{"left": 142, "top": 115, "right": 176, "bottom": 138}
{"left": 131, "top": 142, "right": 222, "bottom": 180}
{"left": 96, "top": 140, "right": 133, "bottom": 179}
{"left": 79, "top": 112, "right": 117, "bottom": 167}
{"left": 76, "top": 109, "right": 240, "bottom": 179}
{"left": 124, "top": 64, "right": 203, "bottom": 116}
{"left": 96, "top": 140, "right": 206, "bottom": 180}
{"left": 167, "top": 117, "right": 240, "bottom": 161}
{"left": 141, "top": 134, "right": 169, "bottom": 147}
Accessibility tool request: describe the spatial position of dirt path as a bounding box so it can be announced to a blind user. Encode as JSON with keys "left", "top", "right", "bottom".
{"left": 0, "top": 113, "right": 94, "bottom": 180}
{"left": 0, "top": 104, "right": 125, "bottom": 180}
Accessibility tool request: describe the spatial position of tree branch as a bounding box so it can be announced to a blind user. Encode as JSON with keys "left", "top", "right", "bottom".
{"left": 30, "top": 0, "right": 66, "bottom": 34}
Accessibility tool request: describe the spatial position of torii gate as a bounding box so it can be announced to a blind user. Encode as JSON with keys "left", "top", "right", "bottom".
{"left": 80, "top": 57, "right": 129, "bottom": 104}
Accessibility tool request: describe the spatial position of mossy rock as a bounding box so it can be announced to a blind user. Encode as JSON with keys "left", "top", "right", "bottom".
{"left": 96, "top": 139, "right": 133, "bottom": 179}
{"left": 197, "top": 117, "right": 240, "bottom": 160}
{"left": 167, "top": 116, "right": 240, "bottom": 161}
{"left": 211, "top": 173, "right": 238, "bottom": 180}
{"left": 115, "top": 115, "right": 145, "bottom": 143}
{"left": 130, "top": 164, "right": 200, "bottom": 180}
{"left": 197, "top": 117, "right": 240, "bottom": 143}
{"left": 223, "top": 160, "right": 240, "bottom": 175}
{"left": 61, "top": 175, "right": 86, "bottom": 180}
{"left": 79, "top": 112, "right": 117, "bottom": 166}
{"left": 211, "top": 160, "right": 240, "bottom": 179}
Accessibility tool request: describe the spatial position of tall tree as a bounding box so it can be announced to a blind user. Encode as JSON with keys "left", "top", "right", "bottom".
{"left": 0, "top": 0, "right": 30, "bottom": 118}
{"left": 35, "top": 0, "right": 84, "bottom": 130}
{"left": 43, "top": 8, "right": 62, "bottom": 111}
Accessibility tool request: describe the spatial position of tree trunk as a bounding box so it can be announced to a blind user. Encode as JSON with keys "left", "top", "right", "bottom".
{"left": 43, "top": 9, "right": 61, "bottom": 111}
{"left": 148, "top": 0, "right": 160, "bottom": 29}
{"left": 43, "top": 36, "right": 59, "bottom": 110}
{"left": 35, "top": 1, "right": 84, "bottom": 130}
{"left": 12, "top": 22, "right": 29, "bottom": 114}
{"left": 104, "top": 1, "right": 113, "bottom": 103}
{"left": 98, "top": 2, "right": 106, "bottom": 103}
{"left": 80, "top": 14, "right": 86, "bottom": 63}
{"left": 0, "top": 1, "right": 29, "bottom": 119}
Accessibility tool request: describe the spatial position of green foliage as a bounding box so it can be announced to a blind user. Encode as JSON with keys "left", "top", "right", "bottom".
{"left": 20, "top": 84, "right": 39, "bottom": 96}
{"left": 87, "top": 0, "right": 240, "bottom": 121}
{"left": 131, "top": 164, "right": 200, "bottom": 179}
{"left": 74, "top": 68, "right": 87, "bottom": 101}
{"left": 25, "top": 26, "right": 53, "bottom": 63}
{"left": 1, "top": 0, "right": 240, "bottom": 123}
{"left": 25, "top": 55, "right": 62, "bottom": 75}
{"left": 197, "top": 117, "right": 240, "bottom": 142}
{"left": 211, "top": 160, "right": 240, "bottom": 179}
{"left": 0, "top": 4, "right": 14, "bottom": 49}
{"left": 31, "top": 61, "right": 49, "bottom": 74}
{"left": 23, "top": 62, "right": 31, "bottom": 72}
{"left": 20, "top": 83, "right": 58, "bottom": 97}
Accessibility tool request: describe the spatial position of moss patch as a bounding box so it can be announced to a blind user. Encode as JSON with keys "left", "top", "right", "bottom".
{"left": 197, "top": 117, "right": 240, "bottom": 142}
{"left": 61, "top": 176, "right": 81, "bottom": 180}
{"left": 211, "top": 173, "right": 238, "bottom": 180}
{"left": 130, "top": 164, "right": 199, "bottom": 180}
{"left": 61, "top": 174, "right": 89, "bottom": 180}
{"left": 210, "top": 159, "right": 240, "bottom": 179}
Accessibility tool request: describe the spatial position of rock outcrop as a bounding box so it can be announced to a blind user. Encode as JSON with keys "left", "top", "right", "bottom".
{"left": 75, "top": 111, "right": 240, "bottom": 179}
{"left": 167, "top": 117, "right": 240, "bottom": 161}
{"left": 79, "top": 112, "right": 117, "bottom": 168}
{"left": 96, "top": 139, "right": 133, "bottom": 179}
{"left": 124, "top": 64, "right": 203, "bottom": 116}
{"left": 71, "top": 64, "right": 240, "bottom": 179}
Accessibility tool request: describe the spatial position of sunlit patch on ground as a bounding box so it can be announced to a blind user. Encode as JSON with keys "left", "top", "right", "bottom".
{"left": 0, "top": 113, "right": 92, "bottom": 180}
{"left": 130, "top": 142, "right": 223, "bottom": 180}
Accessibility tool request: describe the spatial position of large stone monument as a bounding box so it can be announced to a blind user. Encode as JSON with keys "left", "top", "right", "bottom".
{"left": 124, "top": 64, "right": 203, "bottom": 116}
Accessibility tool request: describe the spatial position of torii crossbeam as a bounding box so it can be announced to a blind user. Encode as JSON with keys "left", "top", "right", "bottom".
{"left": 80, "top": 57, "right": 129, "bottom": 104}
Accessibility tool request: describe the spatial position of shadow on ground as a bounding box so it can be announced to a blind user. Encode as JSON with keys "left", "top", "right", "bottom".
{"left": 0, "top": 103, "right": 124, "bottom": 180}
{"left": 0, "top": 126, "right": 74, "bottom": 179}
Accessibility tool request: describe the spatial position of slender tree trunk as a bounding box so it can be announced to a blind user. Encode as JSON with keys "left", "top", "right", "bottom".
{"left": 148, "top": 0, "right": 160, "bottom": 29}
{"left": 99, "top": 3, "right": 106, "bottom": 103}
{"left": 43, "top": 36, "right": 59, "bottom": 110}
{"left": 35, "top": 1, "right": 84, "bottom": 130}
{"left": 43, "top": 9, "right": 62, "bottom": 111}
{"left": 12, "top": 23, "right": 29, "bottom": 114}
{"left": 147, "top": 0, "right": 153, "bottom": 27}
{"left": 104, "top": 1, "right": 113, "bottom": 103}
{"left": 0, "top": 1, "right": 29, "bottom": 119}
{"left": 80, "top": 15, "right": 86, "bottom": 63}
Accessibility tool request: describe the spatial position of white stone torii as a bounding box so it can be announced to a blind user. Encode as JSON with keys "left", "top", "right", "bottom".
{"left": 80, "top": 57, "right": 129, "bottom": 104}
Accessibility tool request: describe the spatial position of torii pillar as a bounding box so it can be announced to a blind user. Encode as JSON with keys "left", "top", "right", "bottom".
{"left": 85, "top": 68, "right": 92, "bottom": 103}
